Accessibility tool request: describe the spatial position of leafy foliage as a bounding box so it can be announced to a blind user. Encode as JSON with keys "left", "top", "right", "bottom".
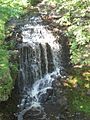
{"left": 0, "top": 49, "right": 13, "bottom": 101}
{"left": 49, "top": 0, "right": 90, "bottom": 65}
{"left": 48, "top": 0, "right": 90, "bottom": 114}
{"left": 0, "top": 0, "right": 29, "bottom": 101}
{"left": 0, "top": 0, "right": 28, "bottom": 42}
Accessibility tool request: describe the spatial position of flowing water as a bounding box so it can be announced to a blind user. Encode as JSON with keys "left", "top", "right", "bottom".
{"left": 1, "top": 12, "right": 89, "bottom": 120}
{"left": 0, "top": 12, "right": 70, "bottom": 120}
{"left": 17, "top": 15, "right": 67, "bottom": 120}
{"left": 0, "top": 11, "right": 90, "bottom": 120}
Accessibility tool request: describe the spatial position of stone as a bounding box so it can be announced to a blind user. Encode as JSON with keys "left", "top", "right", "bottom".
{"left": 86, "top": 89, "right": 90, "bottom": 96}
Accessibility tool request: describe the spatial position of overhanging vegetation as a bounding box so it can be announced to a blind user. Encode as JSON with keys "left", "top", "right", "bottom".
{"left": 0, "top": 0, "right": 29, "bottom": 101}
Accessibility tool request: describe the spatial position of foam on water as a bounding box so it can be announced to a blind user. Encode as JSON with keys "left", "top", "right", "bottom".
{"left": 17, "top": 16, "right": 66, "bottom": 120}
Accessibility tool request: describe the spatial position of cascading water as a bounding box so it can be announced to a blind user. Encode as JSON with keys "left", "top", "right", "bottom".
{"left": 17, "top": 15, "right": 67, "bottom": 120}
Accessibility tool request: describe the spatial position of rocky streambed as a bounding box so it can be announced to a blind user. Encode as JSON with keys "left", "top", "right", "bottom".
{"left": 0, "top": 78, "right": 90, "bottom": 120}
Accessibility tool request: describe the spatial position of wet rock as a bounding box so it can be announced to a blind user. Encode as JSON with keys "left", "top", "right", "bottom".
{"left": 50, "top": 74, "right": 56, "bottom": 79}
{"left": 47, "top": 88, "right": 53, "bottom": 96}
{"left": 23, "top": 107, "right": 45, "bottom": 120}
{"left": 52, "top": 80, "right": 61, "bottom": 88}
{"left": 39, "top": 89, "right": 53, "bottom": 103}
{"left": 86, "top": 89, "right": 90, "bottom": 96}
{"left": 39, "top": 93, "right": 48, "bottom": 103}
{"left": 0, "top": 113, "right": 3, "bottom": 120}
{"left": 56, "top": 96, "right": 67, "bottom": 107}
{"left": 59, "top": 114, "right": 66, "bottom": 120}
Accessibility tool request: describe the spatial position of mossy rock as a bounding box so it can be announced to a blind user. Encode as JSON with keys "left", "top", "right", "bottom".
{"left": 0, "top": 49, "right": 13, "bottom": 101}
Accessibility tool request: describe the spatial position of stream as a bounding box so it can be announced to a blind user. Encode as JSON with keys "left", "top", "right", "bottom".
{"left": 17, "top": 13, "right": 67, "bottom": 120}
{"left": 0, "top": 10, "right": 89, "bottom": 120}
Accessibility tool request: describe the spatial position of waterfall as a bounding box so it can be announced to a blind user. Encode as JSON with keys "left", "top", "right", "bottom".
{"left": 17, "top": 15, "right": 67, "bottom": 119}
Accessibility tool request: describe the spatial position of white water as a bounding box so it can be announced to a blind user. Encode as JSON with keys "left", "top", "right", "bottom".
{"left": 29, "top": 68, "right": 60, "bottom": 105}
{"left": 21, "top": 17, "right": 62, "bottom": 69}
{"left": 18, "top": 16, "right": 66, "bottom": 119}
{"left": 18, "top": 68, "right": 63, "bottom": 120}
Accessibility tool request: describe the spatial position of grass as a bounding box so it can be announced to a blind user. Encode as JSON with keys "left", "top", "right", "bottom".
{"left": 65, "top": 66, "right": 90, "bottom": 114}
{"left": 70, "top": 90, "right": 90, "bottom": 114}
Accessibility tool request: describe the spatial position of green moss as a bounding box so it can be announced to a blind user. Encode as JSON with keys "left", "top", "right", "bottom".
{"left": 10, "top": 62, "right": 18, "bottom": 80}
{"left": 0, "top": 0, "right": 32, "bottom": 101}
{"left": 0, "top": 49, "right": 13, "bottom": 101}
